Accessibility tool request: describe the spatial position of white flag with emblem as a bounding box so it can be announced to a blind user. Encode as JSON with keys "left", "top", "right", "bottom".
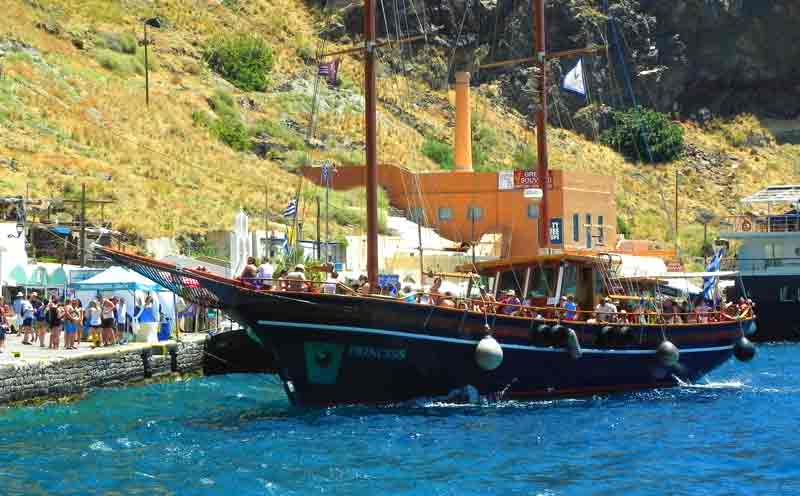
{"left": 562, "top": 59, "right": 586, "bottom": 97}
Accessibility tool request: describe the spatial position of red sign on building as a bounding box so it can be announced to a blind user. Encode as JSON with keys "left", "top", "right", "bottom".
{"left": 513, "top": 170, "right": 553, "bottom": 189}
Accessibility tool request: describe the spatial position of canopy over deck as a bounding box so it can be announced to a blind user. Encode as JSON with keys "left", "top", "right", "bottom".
{"left": 741, "top": 185, "right": 800, "bottom": 204}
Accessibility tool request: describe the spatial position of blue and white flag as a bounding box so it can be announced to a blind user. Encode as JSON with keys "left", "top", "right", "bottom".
{"left": 702, "top": 247, "right": 725, "bottom": 302}
{"left": 283, "top": 198, "right": 297, "bottom": 218}
{"left": 562, "top": 59, "right": 586, "bottom": 97}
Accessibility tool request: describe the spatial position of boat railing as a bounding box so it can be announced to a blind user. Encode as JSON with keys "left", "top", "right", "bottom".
{"left": 720, "top": 214, "right": 800, "bottom": 233}
{"left": 239, "top": 276, "right": 753, "bottom": 324}
{"left": 241, "top": 277, "right": 357, "bottom": 295}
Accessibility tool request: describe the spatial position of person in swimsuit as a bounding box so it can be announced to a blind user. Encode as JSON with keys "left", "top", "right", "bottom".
{"left": 48, "top": 300, "right": 65, "bottom": 349}
{"left": 63, "top": 300, "right": 78, "bottom": 350}
{"left": 101, "top": 297, "right": 116, "bottom": 346}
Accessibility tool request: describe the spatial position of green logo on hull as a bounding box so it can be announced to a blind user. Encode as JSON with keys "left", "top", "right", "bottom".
{"left": 304, "top": 342, "right": 345, "bottom": 385}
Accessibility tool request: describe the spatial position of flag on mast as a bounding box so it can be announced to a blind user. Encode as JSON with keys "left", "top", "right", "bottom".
{"left": 283, "top": 198, "right": 298, "bottom": 218}
{"left": 562, "top": 58, "right": 587, "bottom": 97}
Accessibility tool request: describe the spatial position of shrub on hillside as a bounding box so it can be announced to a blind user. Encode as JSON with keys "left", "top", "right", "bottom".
{"left": 204, "top": 33, "right": 274, "bottom": 92}
{"left": 422, "top": 137, "right": 454, "bottom": 170}
{"left": 96, "top": 32, "right": 138, "bottom": 55}
{"left": 94, "top": 49, "right": 145, "bottom": 76}
{"left": 601, "top": 107, "right": 684, "bottom": 163}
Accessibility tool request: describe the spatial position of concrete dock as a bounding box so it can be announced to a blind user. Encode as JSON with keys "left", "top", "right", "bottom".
{"left": 0, "top": 331, "right": 206, "bottom": 404}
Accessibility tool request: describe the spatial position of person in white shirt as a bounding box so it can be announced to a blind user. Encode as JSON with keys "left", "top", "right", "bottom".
{"left": 116, "top": 297, "right": 128, "bottom": 341}
{"left": 285, "top": 264, "right": 308, "bottom": 292}
{"left": 322, "top": 271, "right": 339, "bottom": 294}
{"left": 256, "top": 258, "right": 274, "bottom": 288}
{"left": 595, "top": 297, "right": 618, "bottom": 322}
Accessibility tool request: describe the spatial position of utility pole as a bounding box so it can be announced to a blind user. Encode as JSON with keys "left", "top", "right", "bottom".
{"left": 316, "top": 196, "right": 321, "bottom": 261}
{"left": 674, "top": 166, "right": 679, "bottom": 253}
{"left": 80, "top": 183, "right": 86, "bottom": 267}
{"left": 417, "top": 220, "right": 424, "bottom": 287}
{"left": 144, "top": 23, "right": 149, "bottom": 107}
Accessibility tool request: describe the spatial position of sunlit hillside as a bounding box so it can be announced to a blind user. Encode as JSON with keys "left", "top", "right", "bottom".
{"left": 0, "top": 0, "right": 798, "bottom": 259}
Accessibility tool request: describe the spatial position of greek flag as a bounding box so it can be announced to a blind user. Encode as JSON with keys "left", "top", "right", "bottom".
{"left": 562, "top": 59, "right": 587, "bottom": 97}
{"left": 283, "top": 198, "right": 297, "bottom": 218}
{"left": 702, "top": 248, "right": 725, "bottom": 302}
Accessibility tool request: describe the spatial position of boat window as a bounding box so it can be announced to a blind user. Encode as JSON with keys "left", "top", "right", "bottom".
{"left": 780, "top": 286, "right": 794, "bottom": 302}
{"left": 438, "top": 207, "right": 453, "bottom": 221}
{"left": 765, "top": 243, "right": 784, "bottom": 259}
{"left": 561, "top": 263, "right": 578, "bottom": 298}
{"left": 528, "top": 266, "right": 556, "bottom": 298}
{"left": 527, "top": 203, "right": 538, "bottom": 219}
{"left": 407, "top": 207, "right": 424, "bottom": 223}
{"left": 467, "top": 206, "right": 483, "bottom": 220}
{"left": 572, "top": 213, "right": 579, "bottom": 242}
{"left": 497, "top": 269, "right": 526, "bottom": 296}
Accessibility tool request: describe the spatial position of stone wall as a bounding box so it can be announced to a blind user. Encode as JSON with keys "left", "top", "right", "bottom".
{"left": 0, "top": 339, "right": 206, "bottom": 404}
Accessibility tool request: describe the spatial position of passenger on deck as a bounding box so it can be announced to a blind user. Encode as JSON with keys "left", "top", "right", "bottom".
{"left": 357, "top": 275, "right": 371, "bottom": 295}
{"left": 439, "top": 291, "right": 456, "bottom": 308}
{"left": 429, "top": 277, "right": 443, "bottom": 305}
{"left": 239, "top": 256, "right": 258, "bottom": 285}
{"left": 595, "top": 297, "right": 617, "bottom": 322}
{"left": 273, "top": 269, "right": 288, "bottom": 291}
{"left": 499, "top": 290, "right": 521, "bottom": 316}
{"left": 322, "top": 271, "right": 339, "bottom": 295}
{"left": 285, "top": 264, "right": 308, "bottom": 292}
{"left": 632, "top": 300, "right": 646, "bottom": 325}
{"left": 256, "top": 258, "right": 274, "bottom": 289}
{"left": 563, "top": 295, "right": 578, "bottom": 320}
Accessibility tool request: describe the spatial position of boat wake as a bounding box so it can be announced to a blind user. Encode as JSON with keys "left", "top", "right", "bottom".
{"left": 673, "top": 375, "right": 747, "bottom": 390}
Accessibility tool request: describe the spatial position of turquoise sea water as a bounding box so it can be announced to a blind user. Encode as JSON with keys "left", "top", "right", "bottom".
{"left": 1, "top": 344, "right": 797, "bottom": 495}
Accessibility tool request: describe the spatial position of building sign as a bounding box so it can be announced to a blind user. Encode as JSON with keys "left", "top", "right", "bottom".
{"left": 513, "top": 170, "right": 553, "bottom": 189}
{"left": 549, "top": 218, "right": 563, "bottom": 245}
{"left": 498, "top": 171, "right": 514, "bottom": 191}
{"left": 523, "top": 188, "right": 543, "bottom": 199}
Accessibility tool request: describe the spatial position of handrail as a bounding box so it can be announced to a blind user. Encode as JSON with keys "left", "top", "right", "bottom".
{"left": 720, "top": 214, "right": 800, "bottom": 233}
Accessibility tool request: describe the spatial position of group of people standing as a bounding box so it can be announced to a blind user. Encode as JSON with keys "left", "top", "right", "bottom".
{"left": 0, "top": 291, "right": 132, "bottom": 352}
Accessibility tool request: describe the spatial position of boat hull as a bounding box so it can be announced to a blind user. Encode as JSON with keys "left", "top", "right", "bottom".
{"left": 735, "top": 275, "right": 800, "bottom": 341}
{"left": 251, "top": 319, "right": 734, "bottom": 406}
{"left": 204, "top": 281, "right": 744, "bottom": 406}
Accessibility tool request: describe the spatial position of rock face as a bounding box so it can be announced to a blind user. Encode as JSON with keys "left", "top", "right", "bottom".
{"left": 337, "top": 0, "right": 800, "bottom": 119}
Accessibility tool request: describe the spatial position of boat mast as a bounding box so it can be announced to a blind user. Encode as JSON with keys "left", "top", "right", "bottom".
{"left": 534, "top": 0, "right": 549, "bottom": 252}
{"left": 364, "top": 0, "right": 379, "bottom": 291}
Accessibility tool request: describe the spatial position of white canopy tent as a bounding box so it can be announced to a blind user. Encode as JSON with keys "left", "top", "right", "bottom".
{"left": 69, "top": 266, "right": 175, "bottom": 324}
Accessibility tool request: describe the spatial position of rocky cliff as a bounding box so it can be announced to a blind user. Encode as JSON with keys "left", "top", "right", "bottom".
{"left": 338, "top": 0, "right": 800, "bottom": 121}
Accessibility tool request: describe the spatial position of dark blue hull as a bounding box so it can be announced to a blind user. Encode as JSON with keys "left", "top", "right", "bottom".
{"left": 252, "top": 319, "right": 734, "bottom": 406}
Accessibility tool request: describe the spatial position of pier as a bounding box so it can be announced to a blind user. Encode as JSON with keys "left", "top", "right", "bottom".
{"left": 0, "top": 333, "right": 206, "bottom": 404}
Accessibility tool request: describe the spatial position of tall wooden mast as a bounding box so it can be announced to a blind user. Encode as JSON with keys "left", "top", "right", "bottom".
{"left": 364, "top": 0, "right": 379, "bottom": 290}
{"left": 534, "top": 0, "right": 549, "bottom": 251}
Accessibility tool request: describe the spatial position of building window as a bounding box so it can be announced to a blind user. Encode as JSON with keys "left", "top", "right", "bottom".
{"left": 467, "top": 206, "right": 483, "bottom": 220}
{"left": 438, "top": 207, "right": 453, "bottom": 221}
{"left": 407, "top": 207, "right": 424, "bottom": 223}
{"left": 527, "top": 204, "right": 538, "bottom": 219}
{"left": 585, "top": 214, "right": 592, "bottom": 248}
{"left": 598, "top": 215, "right": 604, "bottom": 243}
{"left": 572, "top": 213, "right": 579, "bottom": 242}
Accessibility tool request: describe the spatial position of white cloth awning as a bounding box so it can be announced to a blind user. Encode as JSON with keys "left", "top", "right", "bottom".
{"left": 619, "top": 271, "right": 739, "bottom": 279}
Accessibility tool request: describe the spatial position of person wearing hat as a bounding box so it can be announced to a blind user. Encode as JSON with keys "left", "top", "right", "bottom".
{"left": 285, "top": 264, "right": 308, "bottom": 292}
{"left": 499, "top": 289, "right": 521, "bottom": 316}
{"left": 595, "top": 296, "right": 618, "bottom": 323}
{"left": 13, "top": 291, "right": 35, "bottom": 345}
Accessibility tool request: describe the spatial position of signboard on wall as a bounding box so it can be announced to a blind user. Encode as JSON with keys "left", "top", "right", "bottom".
{"left": 513, "top": 170, "right": 553, "bottom": 189}
{"left": 523, "top": 188, "right": 543, "bottom": 199}
{"left": 498, "top": 171, "right": 514, "bottom": 190}
{"left": 549, "top": 218, "right": 563, "bottom": 245}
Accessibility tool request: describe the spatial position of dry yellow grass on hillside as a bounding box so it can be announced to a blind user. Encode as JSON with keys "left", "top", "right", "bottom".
{"left": 0, "top": 0, "right": 798, "bottom": 258}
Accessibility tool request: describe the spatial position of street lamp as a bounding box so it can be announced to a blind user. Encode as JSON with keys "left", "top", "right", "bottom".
{"left": 696, "top": 209, "right": 716, "bottom": 264}
{"left": 143, "top": 17, "right": 162, "bottom": 106}
{"left": 7, "top": 221, "right": 24, "bottom": 239}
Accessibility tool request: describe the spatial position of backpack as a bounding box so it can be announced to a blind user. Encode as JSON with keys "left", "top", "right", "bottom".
{"left": 45, "top": 306, "right": 58, "bottom": 325}
{"left": 34, "top": 302, "right": 45, "bottom": 320}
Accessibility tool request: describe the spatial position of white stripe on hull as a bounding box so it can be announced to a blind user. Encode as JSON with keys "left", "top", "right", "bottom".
{"left": 255, "top": 320, "right": 734, "bottom": 355}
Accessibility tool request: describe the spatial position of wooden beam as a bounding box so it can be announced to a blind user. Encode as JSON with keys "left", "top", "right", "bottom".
{"left": 479, "top": 45, "right": 606, "bottom": 70}
{"left": 321, "top": 32, "right": 434, "bottom": 58}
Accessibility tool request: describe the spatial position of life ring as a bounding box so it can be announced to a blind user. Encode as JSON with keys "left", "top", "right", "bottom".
{"left": 741, "top": 219, "right": 752, "bottom": 232}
